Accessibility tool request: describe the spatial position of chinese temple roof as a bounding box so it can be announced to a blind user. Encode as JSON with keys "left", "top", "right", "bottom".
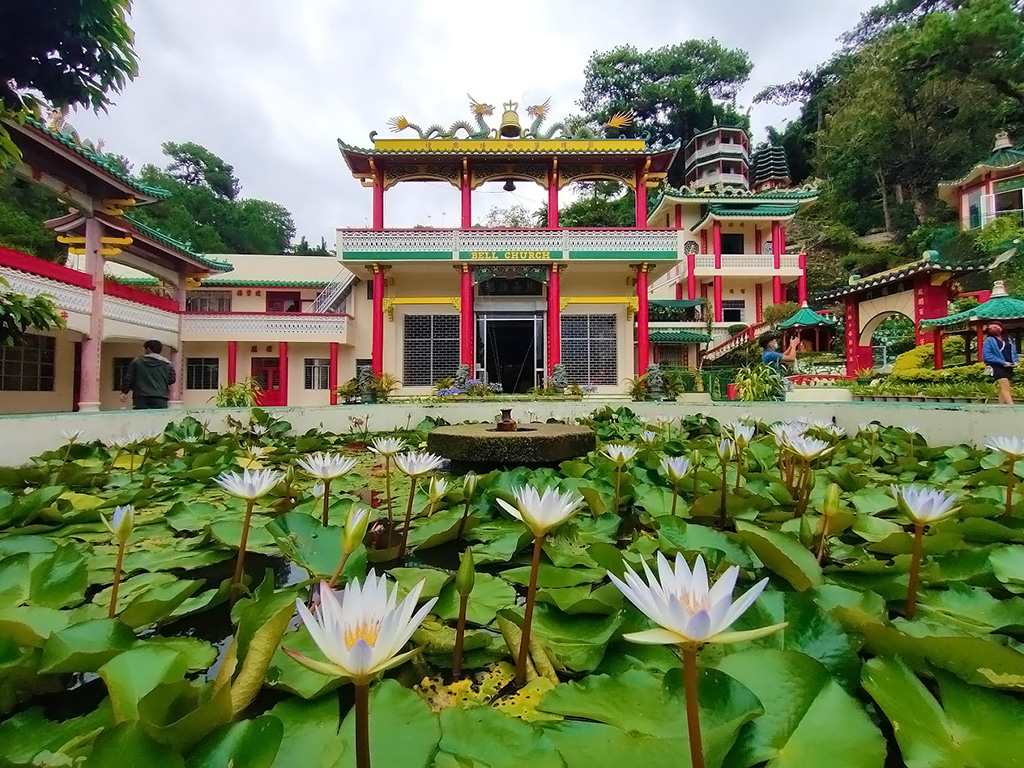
{"left": 921, "top": 282, "right": 1024, "bottom": 327}
{"left": 649, "top": 328, "right": 713, "bottom": 344}
{"left": 646, "top": 183, "right": 819, "bottom": 225}
{"left": 750, "top": 145, "right": 791, "bottom": 186}
{"left": 938, "top": 132, "right": 1024, "bottom": 203}
{"left": 692, "top": 203, "right": 801, "bottom": 230}
{"left": 777, "top": 303, "right": 839, "bottom": 329}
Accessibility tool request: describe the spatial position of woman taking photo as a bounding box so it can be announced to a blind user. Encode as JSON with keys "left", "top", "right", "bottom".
{"left": 983, "top": 321, "right": 1019, "bottom": 404}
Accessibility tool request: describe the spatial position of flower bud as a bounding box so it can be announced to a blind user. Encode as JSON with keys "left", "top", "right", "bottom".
{"left": 342, "top": 506, "right": 370, "bottom": 555}
{"left": 428, "top": 477, "right": 449, "bottom": 505}
{"left": 824, "top": 483, "right": 841, "bottom": 518}
{"left": 104, "top": 505, "right": 135, "bottom": 544}
{"left": 456, "top": 547, "right": 475, "bottom": 597}
{"left": 716, "top": 438, "right": 734, "bottom": 463}
{"left": 462, "top": 472, "right": 478, "bottom": 500}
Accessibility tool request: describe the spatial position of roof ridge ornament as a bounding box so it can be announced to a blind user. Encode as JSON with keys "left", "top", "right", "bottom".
{"left": 994, "top": 131, "right": 1013, "bottom": 151}
{"left": 991, "top": 280, "right": 1009, "bottom": 298}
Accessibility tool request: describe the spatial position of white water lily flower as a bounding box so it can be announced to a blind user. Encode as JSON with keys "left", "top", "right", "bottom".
{"left": 250, "top": 424, "right": 268, "bottom": 436}
{"left": 297, "top": 453, "right": 358, "bottom": 481}
{"left": 640, "top": 431, "right": 658, "bottom": 445}
{"left": 394, "top": 452, "right": 445, "bottom": 478}
{"left": 497, "top": 485, "right": 584, "bottom": 537}
{"left": 891, "top": 485, "right": 959, "bottom": 525}
{"left": 716, "top": 438, "right": 734, "bottom": 462}
{"left": 215, "top": 468, "right": 283, "bottom": 501}
{"left": 246, "top": 445, "right": 271, "bottom": 459}
{"left": 824, "top": 424, "right": 847, "bottom": 439}
{"left": 134, "top": 430, "right": 162, "bottom": 444}
{"left": 728, "top": 423, "right": 756, "bottom": 448}
{"left": 428, "top": 477, "right": 449, "bottom": 504}
{"left": 858, "top": 422, "right": 880, "bottom": 435}
{"left": 904, "top": 425, "right": 920, "bottom": 435}
{"left": 661, "top": 456, "right": 692, "bottom": 484}
{"left": 284, "top": 572, "right": 436, "bottom": 685}
{"left": 61, "top": 429, "right": 83, "bottom": 444}
{"left": 107, "top": 436, "right": 134, "bottom": 450}
{"left": 604, "top": 444, "right": 638, "bottom": 467}
{"left": 786, "top": 435, "right": 831, "bottom": 461}
{"left": 312, "top": 483, "right": 326, "bottom": 499}
{"left": 102, "top": 505, "right": 134, "bottom": 543}
{"left": 986, "top": 436, "right": 1024, "bottom": 459}
{"left": 656, "top": 417, "right": 675, "bottom": 431}
{"left": 368, "top": 436, "right": 406, "bottom": 457}
{"left": 769, "top": 423, "right": 803, "bottom": 447}
{"left": 608, "top": 552, "right": 784, "bottom": 646}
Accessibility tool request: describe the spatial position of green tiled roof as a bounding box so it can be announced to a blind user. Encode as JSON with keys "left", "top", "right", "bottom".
{"left": 693, "top": 203, "right": 800, "bottom": 229}
{"left": 940, "top": 145, "right": 1024, "bottom": 188}
{"left": 777, "top": 304, "right": 839, "bottom": 329}
{"left": 202, "top": 278, "right": 331, "bottom": 288}
{"left": 23, "top": 118, "right": 171, "bottom": 200}
{"left": 750, "top": 145, "right": 790, "bottom": 185}
{"left": 817, "top": 246, "right": 990, "bottom": 301}
{"left": 921, "top": 294, "right": 1024, "bottom": 327}
{"left": 338, "top": 138, "right": 680, "bottom": 157}
{"left": 124, "top": 214, "right": 233, "bottom": 273}
{"left": 108, "top": 276, "right": 159, "bottom": 286}
{"left": 650, "top": 299, "right": 703, "bottom": 310}
{"left": 650, "top": 329, "right": 713, "bottom": 344}
{"left": 650, "top": 185, "right": 818, "bottom": 213}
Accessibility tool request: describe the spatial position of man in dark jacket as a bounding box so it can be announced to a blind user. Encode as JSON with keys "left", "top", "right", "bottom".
{"left": 120, "top": 340, "right": 176, "bottom": 409}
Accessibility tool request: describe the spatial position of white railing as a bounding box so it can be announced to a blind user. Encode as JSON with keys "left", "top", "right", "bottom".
{"left": 103, "top": 297, "right": 178, "bottom": 334}
{"left": 311, "top": 271, "right": 355, "bottom": 313}
{"left": 337, "top": 228, "right": 680, "bottom": 256}
{"left": 690, "top": 171, "right": 748, "bottom": 187}
{"left": 687, "top": 143, "right": 748, "bottom": 165}
{"left": 182, "top": 312, "right": 348, "bottom": 340}
{"left": 0, "top": 266, "right": 93, "bottom": 315}
{"left": 703, "top": 321, "right": 771, "bottom": 362}
{"left": 692, "top": 254, "right": 802, "bottom": 272}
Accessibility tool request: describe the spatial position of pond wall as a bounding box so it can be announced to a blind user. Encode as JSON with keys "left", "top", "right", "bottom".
{"left": 0, "top": 400, "right": 1021, "bottom": 468}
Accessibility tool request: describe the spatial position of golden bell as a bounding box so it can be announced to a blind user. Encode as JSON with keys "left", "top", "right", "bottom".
{"left": 499, "top": 101, "right": 522, "bottom": 139}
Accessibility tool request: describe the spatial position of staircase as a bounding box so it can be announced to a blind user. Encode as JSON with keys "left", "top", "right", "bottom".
{"left": 702, "top": 321, "right": 770, "bottom": 363}
{"left": 311, "top": 271, "right": 355, "bottom": 314}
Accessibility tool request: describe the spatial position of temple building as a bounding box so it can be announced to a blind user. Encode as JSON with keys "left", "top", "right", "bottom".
{"left": 0, "top": 98, "right": 819, "bottom": 411}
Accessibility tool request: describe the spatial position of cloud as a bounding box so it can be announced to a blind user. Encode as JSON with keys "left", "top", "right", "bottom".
{"left": 71, "top": 0, "right": 874, "bottom": 246}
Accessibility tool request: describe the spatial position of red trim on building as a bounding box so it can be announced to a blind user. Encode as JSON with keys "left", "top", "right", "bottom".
{"left": 329, "top": 341, "right": 339, "bottom": 404}
{"left": 278, "top": 342, "right": 289, "bottom": 405}
{"left": 103, "top": 280, "right": 179, "bottom": 313}
{"left": 228, "top": 341, "right": 238, "bottom": 386}
{"left": 460, "top": 267, "right": 474, "bottom": 367}
{"left": 636, "top": 266, "right": 650, "bottom": 375}
{"left": 547, "top": 265, "right": 561, "bottom": 373}
{"left": 755, "top": 283, "right": 763, "bottom": 323}
{"left": 0, "top": 247, "right": 94, "bottom": 289}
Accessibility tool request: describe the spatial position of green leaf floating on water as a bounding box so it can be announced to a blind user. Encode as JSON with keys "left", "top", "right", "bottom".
{"left": 434, "top": 572, "right": 515, "bottom": 626}
{"left": 265, "top": 511, "right": 367, "bottom": 582}
{"left": 187, "top": 715, "right": 283, "bottom": 768}
{"left": 735, "top": 521, "right": 822, "bottom": 591}
{"left": 436, "top": 705, "right": 562, "bottom": 768}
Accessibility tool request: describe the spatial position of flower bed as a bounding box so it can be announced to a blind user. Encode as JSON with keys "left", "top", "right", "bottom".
{"left": 0, "top": 407, "right": 1022, "bottom": 767}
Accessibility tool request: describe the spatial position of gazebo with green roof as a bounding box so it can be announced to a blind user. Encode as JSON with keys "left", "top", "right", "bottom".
{"left": 776, "top": 302, "right": 840, "bottom": 352}
{"left": 920, "top": 281, "right": 1024, "bottom": 368}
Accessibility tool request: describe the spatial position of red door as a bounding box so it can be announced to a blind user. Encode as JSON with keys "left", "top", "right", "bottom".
{"left": 251, "top": 358, "right": 284, "bottom": 406}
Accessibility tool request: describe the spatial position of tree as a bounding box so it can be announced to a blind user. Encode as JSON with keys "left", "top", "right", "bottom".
{"left": 163, "top": 141, "right": 240, "bottom": 200}
{"left": 0, "top": 174, "right": 67, "bottom": 261}
{"left": 0, "top": 276, "right": 65, "bottom": 346}
{"left": 579, "top": 41, "right": 753, "bottom": 185}
{"left": 292, "top": 236, "right": 334, "bottom": 256}
{"left": 544, "top": 182, "right": 636, "bottom": 228}
{"left": 843, "top": 0, "right": 1024, "bottom": 46}
{"left": 0, "top": 0, "right": 137, "bottom": 163}
{"left": 481, "top": 205, "right": 537, "bottom": 228}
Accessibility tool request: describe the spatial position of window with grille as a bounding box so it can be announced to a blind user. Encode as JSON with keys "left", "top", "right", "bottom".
{"left": 305, "top": 358, "right": 331, "bottom": 390}
{"left": 722, "top": 300, "right": 746, "bottom": 323}
{"left": 186, "top": 358, "right": 220, "bottom": 390}
{"left": 185, "top": 290, "right": 232, "bottom": 312}
{"left": 366, "top": 280, "right": 374, "bottom": 300}
{"left": 112, "top": 357, "right": 133, "bottom": 391}
{"left": 657, "top": 345, "right": 684, "bottom": 366}
{"left": 0, "top": 334, "right": 55, "bottom": 391}
{"left": 560, "top": 314, "right": 617, "bottom": 386}
{"left": 403, "top": 315, "right": 460, "bottom": 386}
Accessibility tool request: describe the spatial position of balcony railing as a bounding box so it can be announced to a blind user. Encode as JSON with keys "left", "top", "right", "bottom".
{"left": 181, "top": 312, "right": 349, "bottom": 342}
{"left": 337, "top": 228, "right": 681, "bottom": 259}
{"left": 1, "top": 265, "right": 93, "bottom": 316}
{"left": 686, "top": 143, "right": 749, "bottom": 166}
{"left": 689, "top": 171, "right": 749, "bottom": 188}
{"left": 692, "top": 254, "right": 802, "bottom": 273}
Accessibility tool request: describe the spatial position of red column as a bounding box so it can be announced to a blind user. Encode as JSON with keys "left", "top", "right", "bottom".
{"left": 673, "top": 205, "right": 682, "bottom": 229}
{"left": 976, "top": 324, "right": 984, "bottom": 359}
{"left": 636, "top": 264, "right": 650, "bottom": 375}
{"left": 700, "top": 231, "right": 707, "bottom": 254}
{"left": 914, "top": 273, "right": 949, "bottom": 344}
{"left": 329, "top": 341, "right": 339, "bottom": 404}
{"left": 780, "top": 225, "right": 787, "bottom": 255}
{"left": 713, "top": 277, "right": 723, "bottom": 322}
{"left": 755, "top": 283, "right": 764, "bottom": 323}
{"left": 798, "top": 254, "right": 808, "bottom": 305}
{"left": 844, "top": 297, "right": 872, "bottom": 377}
{"left": 755, "top": 228, "right": 762, "bottom": 254}
{"left": 933, "top": 331, "right": 944, "bottom": 370}
{"left": 278, "top": 342, "right": 289, "bottom": 406}
{"left": 675, "top": 283, "right": 683, "bottom": 300}
{"left": 78, "top": 217, "right": 105, "bottom": 412}
{"left": 771, "top": 221, "right": 783, "bottom": 303}
{"left": 461, "top": 159, "right": 472, "bottom": 229}
{"left": 635, "top": 164, "right": 648, "bottom": 229}
{"left": 547, "top": 265, "right": 561, "bottom": 374}
{"left": 372, "top": 163, "right": 384, "bottom": 230}
{"left": 227, "top": 341, "right": 237, "bottom": 385}
{"left": 712, "top": 219, "right": 723, "bottom": 322}
{"left": 371, "top": 266, "right": 385, "bottom": 375}
{"left": 548, "top": 160, "right": 559, "bottom": 228}
{"left": 169, "top": 283, "right": 185, "bottom": 406}
{"left": 687, "top": 253, "right": 697, "bottom": 300}
{"left": 460, "top": 265, "right": 474, "bottom": 368}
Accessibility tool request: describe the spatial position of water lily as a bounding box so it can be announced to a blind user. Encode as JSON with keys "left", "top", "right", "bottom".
{"left": 298, "top": 453, "right": 359, "bottom": 526}
{"left": 457, "top": 472, "right": 478, "bottom": 540}
{"left": 640, "top": 430, "right": 658, "bottom": 445}
{"left": 427, "top": 477, "right": 449, "bottom": 516}
{"left": 394, "top": 452, "right": 445, "bottom": 558}
{"left": 312, "top": 482, "right": 326, "bottom": 499}
{"left": 604, "top": 444, "right": 637, "bottom": 511}
{"left": 891, "top": 485, "right": 959, "bottom": 618}
{"left": 452, "top": 547, "right": 475, "bottom": 678}
{"left": 987, "top": 436, "right": 1024, "bottom": 517}
{"left": 102, "top": 505, "right": 135, "bottom": 618}
{"left": 716, "top": 439, "right": 734, "bottom": 527}
{"left": 285, "top": 572, "right": 436, "bottom": 768}
{"left": 727, "top": 423, "right": 755, "bottom": 449}
{"left": 61, "top": 429, "right": 83, "bottom": 444}
{"left": 250, "top": 423, "right": 268, "bottom": 437}
{"left": 661, "top": 457, "right": 692, "bottom": 517}
{"left": 716, "top": 438, "right": 734, "bottom": 463}
{"left": 497, "top": 485, "right": 584, "bottom": 686}
{"left": 215, "top": 468, "right": 284, "bottom": 602}
{"left": 608, "top": 553, "right": 784, "bottom": 768}
{"left": 369, "top": 437, "right": 405, "bottom": 528}
{"left": 786, "top": 435, "right": 830, "bottom": 461}
{"left": 329, "top": 506, "right": 371, "bottom": 587}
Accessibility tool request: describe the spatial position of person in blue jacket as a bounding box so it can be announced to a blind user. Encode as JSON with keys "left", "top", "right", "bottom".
{"left": 982, "top": 321, "right": 1019, "bottom": 404}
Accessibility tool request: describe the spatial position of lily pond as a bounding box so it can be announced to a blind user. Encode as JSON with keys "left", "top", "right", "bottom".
{"left": 1, "top": 406, "right": 1023, "bottom": 768}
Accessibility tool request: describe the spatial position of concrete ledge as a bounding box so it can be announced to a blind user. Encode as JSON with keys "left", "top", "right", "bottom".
{"left": 786, "top": 389, "right": 854, "bottom": 403}
{"left": 0, "top": 400, "right": 1021, "bottom": 468}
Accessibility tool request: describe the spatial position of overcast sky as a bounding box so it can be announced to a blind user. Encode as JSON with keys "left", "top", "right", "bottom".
{"left": 72, "top": 0, "right": 877, "bottom": 246}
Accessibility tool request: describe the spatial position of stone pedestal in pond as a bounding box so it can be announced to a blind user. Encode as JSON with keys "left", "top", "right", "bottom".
{"left": 427, "top": 423, "right": 596, "bottom": 473}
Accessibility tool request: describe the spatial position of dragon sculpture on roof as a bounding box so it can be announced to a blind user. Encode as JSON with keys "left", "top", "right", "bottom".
{"left": 375, "top": 97, "right": 634, "bottom": 141}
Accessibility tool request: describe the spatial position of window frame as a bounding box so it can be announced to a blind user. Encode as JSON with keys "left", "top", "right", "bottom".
{"left": 304, "top": 357, "right": 332, "bottom": 390}
{"left": 560, "top": 313, "right": 618, "bottom": 386}
{"left": 0, "top": 334, "right": 56, "bottom": 392}
{"left": 185, "top": 357, "right": 220, "bottom": 390}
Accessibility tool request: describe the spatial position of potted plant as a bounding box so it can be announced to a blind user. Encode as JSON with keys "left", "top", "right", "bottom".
{"left": 373, "top": 373, "right": 401, "bottom": 402}
{"left": 855, "top": 367, "right": 874, "bottom": 386}
{"left": 211, "top": 377, "right": 262, "bottom": 408}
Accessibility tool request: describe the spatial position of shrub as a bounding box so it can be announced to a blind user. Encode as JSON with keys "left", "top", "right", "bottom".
{"left": 762, "top": 302, "right": 799, "bottom": 327}
{"left": 212, "top": 378, "right": 262, "bottom": 407}
{"left": 727, "top": 323, "right": 749, "bottom": 337}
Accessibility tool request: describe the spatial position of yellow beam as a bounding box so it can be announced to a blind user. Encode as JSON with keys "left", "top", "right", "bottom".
{"left": 560, "top": 296, "right": 639, "bottom": 319}
{"left": 383, "top": 296, "right": 461, "bottom": 320}
{"left": 57, "top": 235, "right": 85, "bottom": 245}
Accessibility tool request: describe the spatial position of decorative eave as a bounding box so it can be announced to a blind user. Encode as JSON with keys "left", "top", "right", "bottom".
{"left": 646, "top": 184, "right": 819, "bottom": 226}
{"left": 5, "top": 117, "right": 170, "bottom": 205}
{"left": 816, "top": 249, "right": 987, "bottom": 302}
{"left": 683, "top": 149, "right": 751, "bottom": 170}
{"left": 649, "top": 328, "right": 713, "bottom": 344}
{"left": 200, "top": 278, "right": 333, "bottom": 288}
{"left": 937, "top": 133, "right": 1024, "bottom": 205}
{"left": 691, "top": 203, "right": 800, "bottom": 231}
{"left": 684, "top": 121, "right": 748, "bottom": 151}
